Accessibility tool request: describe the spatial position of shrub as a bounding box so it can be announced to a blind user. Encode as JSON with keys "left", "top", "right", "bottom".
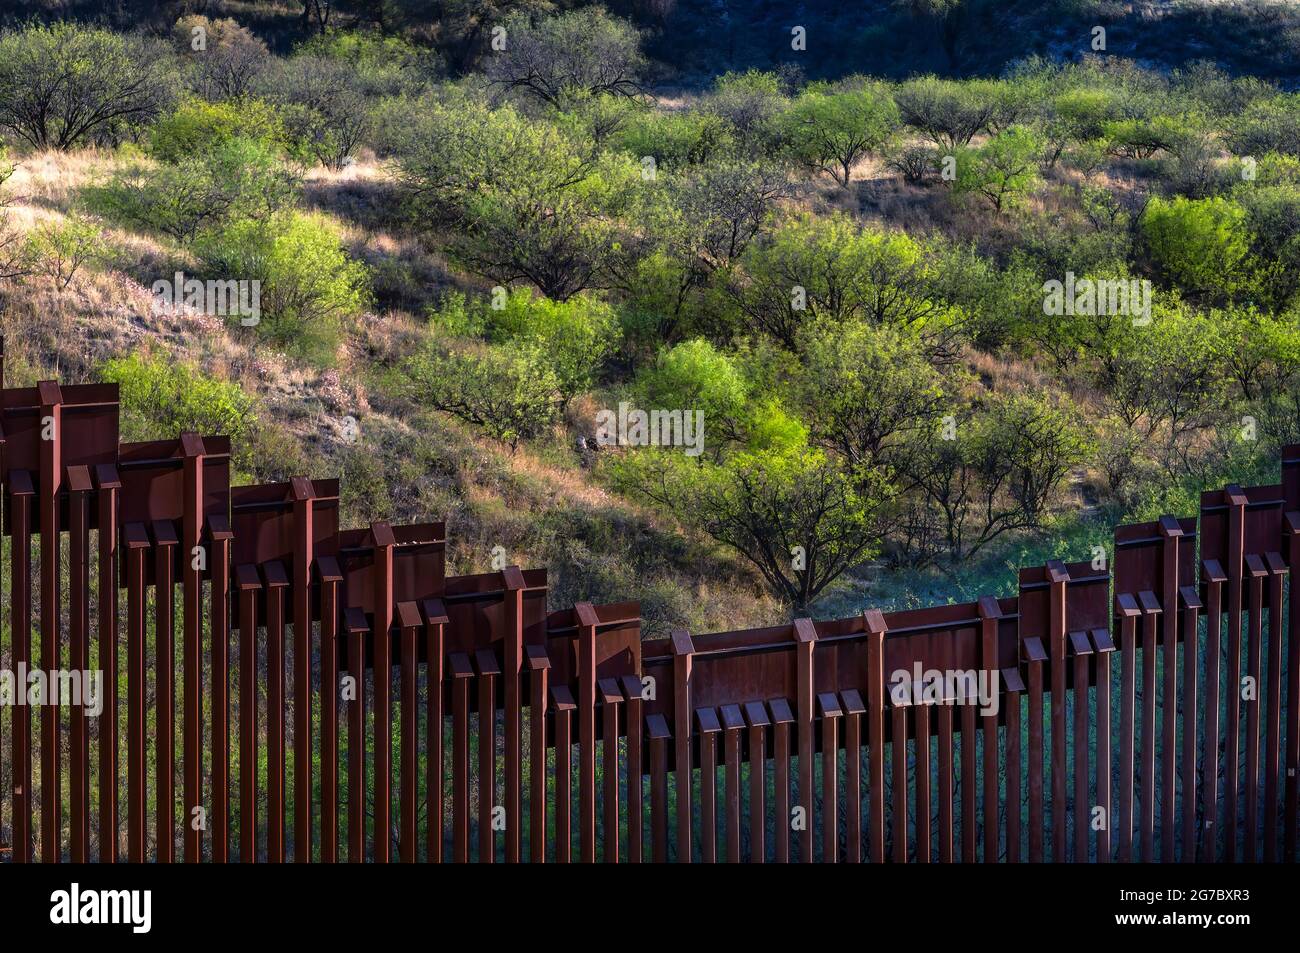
{"left": 780, "top": 82, "right": 900, "bottom": 187}
{"left": 705, "top": 70, "right": 789, "bottom": 153}
{"left": 257, "top": 56, "right": 373, "bottom": 169}
{"left": 294, "top": 29, "right": 441, "bottom": 95}
{"left": 172, "top": 16, "right": 270, "bottom": 100}
{"left": 28, "top": 214, "right": 104, "bottom": 291}
{"left": 894, "top": 76, "right": 996, "bottom": 151}
{"left": 1142, "top": 195, "right": 1252, "bottom": 297}
{"left": 88, "top": 136, "right": 298, "bottom": 245}
{"left": 102, "top": 352, "right": 256, "bottom": 453}
{"left": 617, "top": 109, "right": 735, "bottom": 170}
{"left": 0, "top": 23, "right": 177, "bottom": 150}
{"left": 407, "top": 342, "right": 561, "bottom": 450}
{"left": 196, "top": 211, "right": 370, "bottom": 364}
{"left": 951, "top": 126, "right": 1043, "bottom": 214}
{"left": 483, "top": 8, "right": 646, "bottom": 109}
{"left": 149, "top": 98, "right": 288, "bottom": 163}
{"left": 480, "top": 289, "right": 620, "bottom": 407}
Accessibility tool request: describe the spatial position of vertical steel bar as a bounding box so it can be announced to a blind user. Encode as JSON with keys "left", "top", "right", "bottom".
{"left": 1202, "top": 566, "right": 1225, "bottom": 862}
{"left": 817, "top": 695, "right": 839, "bottom": 864}
{"left": 291, "top": 481, "right": 315, "bottom": 863}
{"left": 1047, "top": 562, "right": 1067, "bottom": 864}
{"left": 841, "top": 692, "right": 864, "bottom": 864}
{"left": 891, "top": 704, "right": 908, "bottom": 863}
{"left": 236, "top": 567, "right": 260, "bottom": 862}
{"left": 551, "top": 686, "right": 575, "bottom": 863}
{"left": 398, "top": 606, "right": 418, "bottom": 863}
{"left": 1264, "top": 565, "right": 1284, "bottom": 862}
{"left": 1284, "top": 515, "right": 1300, "bottom": 860}
{"left": 502, "top": 571, "right": 525, "bottom": 863}
{"left": 978, "top": 598, "right": 999, "bottom": 863}
{"left": 475, "top": 650, "right": 497, "bottom": 864}
{"left": 426, "top": 608, "right": 447, "bottom": 864}
{"left": 450, "top": 654, "right": 472, "bottom": 863}
{"left": 210, "top": 524, "right": 231, "bottom": 863}
{"left": 38, "top": 385, "right": 62, "bottom": 864}
{"left": 1027, "top": 656, "right": 1044, "bottom": 863}
{"left": 938, "top": 703, "right": 954, "bottom": 863}
{"left": 961, "top": 699, "right": 977, "bottom": 863}
{"left": 265, "top": 565, "right": 287, "bottom": 863}
{"left": 1096, "top": 643, "right": 1112, "bottom": 863}
{"left": 125, "top": 525, "right": 148, "bottom": 864}
{"left": 1116, "top": 604, "right": 1138, "bottom": 861}
{"left": 346, "top": 611, "right": 368, "bottom": 862}
{"left": 154, "top": 522, "right": 177, "bottom": 863}
{"left": 723, "top": 706, "right": 743, "bottom": 864}
{"left": 371, "top": 524, "right": 395, "bottom": 864}
{"left": 1005, "top": 683, "right": 1021, "bottom": 863}
{"left": 96, "top": 471, "right": 120, "bottom": 863}
{"left": 600, "top": 682, "right": 622, "bottom": 863}
{"left": 68, "top": 469, "right": 91, "bottom": 863}
{"left": 771, "top": 700, "right": 793, "bottom": 864}
{"left": 794, "top": 620, "right": 816, "bottom": 863}
{"left": 746, "top": 701, "right": 769, "bottom": 864}
{"left": 916, "top": 701, "right": 932, "bottom": 863}
{"left": 1245, "top": 563, "right": 1264, "bottom": 859}
{"left": 697, "top": 714, "right": 717, "bottom": 863}
{"left": 1160, "top": 521, "right": 1181, "bottom": 863}
{"left": 648, "top": 715, "right": 669, "bottom": 863}
{"left": 1224, "top": 488, "right": 1247, "bottom": 862}
{"left": 1073, "top": 645, "right": 1090, "bottom": 862}
{"left": 180, "top": 438, "right": 205, "bottom": 863}
{"left": 671, "top": 629, "right": 695, "bottom": 863}
{"left": 319, "top": 572, "right": 340, "bottom": 863}
{"left": 865, "top": 611, "right": 886, "bottom": 863}
{"left": 1181, "top": 594, "right": 1200, "bottom": 863}
{"left": 577, "top": 605, "right": 598, "bottom": 864}
{"left": 1139, "top": 596, "right": 1158, "bottom": 862}
{"left": 527, "top": 650, "right": 549, "bottom": 864}
{"left": 622, "top": 675, "right": 644, "bottom": 864}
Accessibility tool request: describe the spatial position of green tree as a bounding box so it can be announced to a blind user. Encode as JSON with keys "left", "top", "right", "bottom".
{"left": 396, "top": 98, "right": 638, "bottom": 300}
{"left": 0, "top": 24, "right": 177, "bottom": 150}
{"left": 1141, "top": 196, "right": 1252, "bottom": 297}
{"left": 612, "top": 442, "right": 890, "bottom": 612}
{"left": 483, "top": 8, "right": 646, "bottom": 109}
{"left": 780, "top": 82, "right": 900, "bottom": 187}
{"left": 952, "top": 126, "right": 1042, "bottom": 214}
{"left": 407, "top": 341, "right": 561, "bottom": 451}
{"left": 904, "top": 390, "right": 1091, "bottom": 564}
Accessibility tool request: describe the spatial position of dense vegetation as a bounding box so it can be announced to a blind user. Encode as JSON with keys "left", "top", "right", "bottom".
{"left": 2, "top": 6, "right": 1299, "bottom": 631}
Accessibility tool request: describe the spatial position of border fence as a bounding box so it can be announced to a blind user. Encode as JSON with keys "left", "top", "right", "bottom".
{"left": 0, "top": 338, "right": 1296, "bottom": 862}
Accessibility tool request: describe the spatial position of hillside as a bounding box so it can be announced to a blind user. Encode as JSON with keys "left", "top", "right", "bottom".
{"left": 2, "top": 7, "right": 1298, "bottom": 636}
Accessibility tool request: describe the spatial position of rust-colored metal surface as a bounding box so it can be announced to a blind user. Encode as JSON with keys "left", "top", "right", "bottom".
{"left": 0, "top": 342, "right": 1296, "bottom": 861}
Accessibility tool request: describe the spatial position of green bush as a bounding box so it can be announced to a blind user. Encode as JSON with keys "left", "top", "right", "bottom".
{"left": 617, "top": 109, "right": 735, "bottom": 170}
{"left": 0, "top": 23, "right": 177, "bottom": 150}
{"left": 87, "top": 136, "right": 298, "bottom": 245}
{"left": 28, "top": 213, "right": 104, "bottom": 290}
{"left": 480, "top": 289, "right": 620, "bottom": 407}
{"left": 406, "top": 342, "right": 561, "bottom": 450}
{"left": 102, "top": 352, "right": 256, "bottom": 454}
{"left": 951, "top": 126, "right": 1043, "bottom": 213}
{"left": 195, "top": 211, "right": 370, "bottom": 365}
{"left": 779, "top": 81, "right": 900, "bottom": 186}
{"left": 1142, "top": 195, "right": 1252, "bottom": 297}
{"left": 149, "top": 97, "right": 288, "bottom": 163}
